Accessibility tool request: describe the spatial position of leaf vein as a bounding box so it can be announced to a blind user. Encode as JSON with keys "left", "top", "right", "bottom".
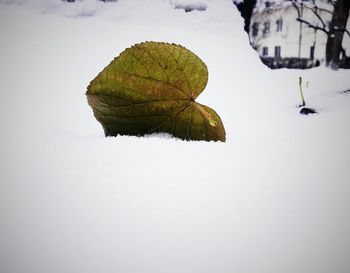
{"left": 123, "top": 71, "right": 189, "bottom": 99}
{"left": 167, "top": 46, "right": 193, "bottom": 97}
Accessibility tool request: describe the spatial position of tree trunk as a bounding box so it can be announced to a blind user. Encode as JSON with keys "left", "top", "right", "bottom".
{"left": 325, "top": 0, "right": 350, "bottom": 69}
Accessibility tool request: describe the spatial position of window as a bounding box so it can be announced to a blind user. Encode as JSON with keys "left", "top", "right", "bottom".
{"left": 262, "top": 47, "right": 269, "bottom": 57}
{"left": 252, "top": 22, "right": 259, "bottom": 37}
{"left": 274, "top": 46, "right": 281, "bottom": 58}
{"left": 310, "top": 46, "right": 315, "bottom": 60}
{"left": 276, "top": 19, "right": 283, "bottom": 32}
{"left": 263, "top": 21, "right": 270, "bottom": 35}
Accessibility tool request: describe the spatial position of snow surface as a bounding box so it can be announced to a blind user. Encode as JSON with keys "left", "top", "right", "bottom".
{"left": 0, "top": 1, "right": 350, "bottom": 273}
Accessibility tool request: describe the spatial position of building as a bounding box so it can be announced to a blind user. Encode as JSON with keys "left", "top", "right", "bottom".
{"left": 249, "top": 0, "right": 350, "bottom": 69}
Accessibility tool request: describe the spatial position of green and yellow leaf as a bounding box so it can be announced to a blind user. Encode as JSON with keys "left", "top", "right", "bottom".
{"left": 86, "top": 41, "right": 226, "bottom": 142}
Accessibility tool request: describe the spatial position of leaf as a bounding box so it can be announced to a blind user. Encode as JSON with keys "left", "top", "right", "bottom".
{"left": 86, "top": 41, "right": 226, "bottom": 142}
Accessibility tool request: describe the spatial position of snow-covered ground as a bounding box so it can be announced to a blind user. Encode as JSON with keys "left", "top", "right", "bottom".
{"left": 1, "top": 1, "right": 350, "bottom": 273}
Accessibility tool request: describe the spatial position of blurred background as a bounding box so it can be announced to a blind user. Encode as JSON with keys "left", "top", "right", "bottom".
{"left": 234, "top": 0, "right": 350, "bottom": 69}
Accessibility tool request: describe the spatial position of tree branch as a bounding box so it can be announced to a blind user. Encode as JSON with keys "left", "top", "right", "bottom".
{"left": 336, "top": 28, "right": 350, "bottom": 37}
{"left": 288, "top": 0, "right": 349, "bottom": 37}
{"left": 309, "top": 6, "right": 326, "bottom": 29}
{"left": 290, "top": 0, "right": 331, "bottom": 30}
{"left": 296, "top": 18, "right": 329, "bottom": 34}
{"left": 290, "top": 0, "right": 301, "bottom": 18}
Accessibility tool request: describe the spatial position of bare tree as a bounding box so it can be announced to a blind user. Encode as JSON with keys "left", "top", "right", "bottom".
{"left": 289, "top": 0, "right": 349, "bottom": 69}
{"left": 326, "top": 0, "right": 350, "bottom": 69}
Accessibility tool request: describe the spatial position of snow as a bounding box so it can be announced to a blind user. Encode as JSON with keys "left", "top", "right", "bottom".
{"left": 0, "top": 1, "right": 350, "bottom": 273}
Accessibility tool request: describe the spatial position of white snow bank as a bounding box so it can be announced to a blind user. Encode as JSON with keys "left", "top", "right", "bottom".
{"left": 169, "top": 0, "right": 210, "bottom": 12}
{"left": 1, "top": 1, "right": 350, "bottom": 273}
{"left": 0, "top": 0, "right": 118, "bottom": 17}
{"left": 0, "top": 0, "right": 211, "bottom": 17}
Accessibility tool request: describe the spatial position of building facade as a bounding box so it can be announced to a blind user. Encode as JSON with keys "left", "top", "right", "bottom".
{"left": 249, "top": 0, "right": 350, "bottom": 68}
